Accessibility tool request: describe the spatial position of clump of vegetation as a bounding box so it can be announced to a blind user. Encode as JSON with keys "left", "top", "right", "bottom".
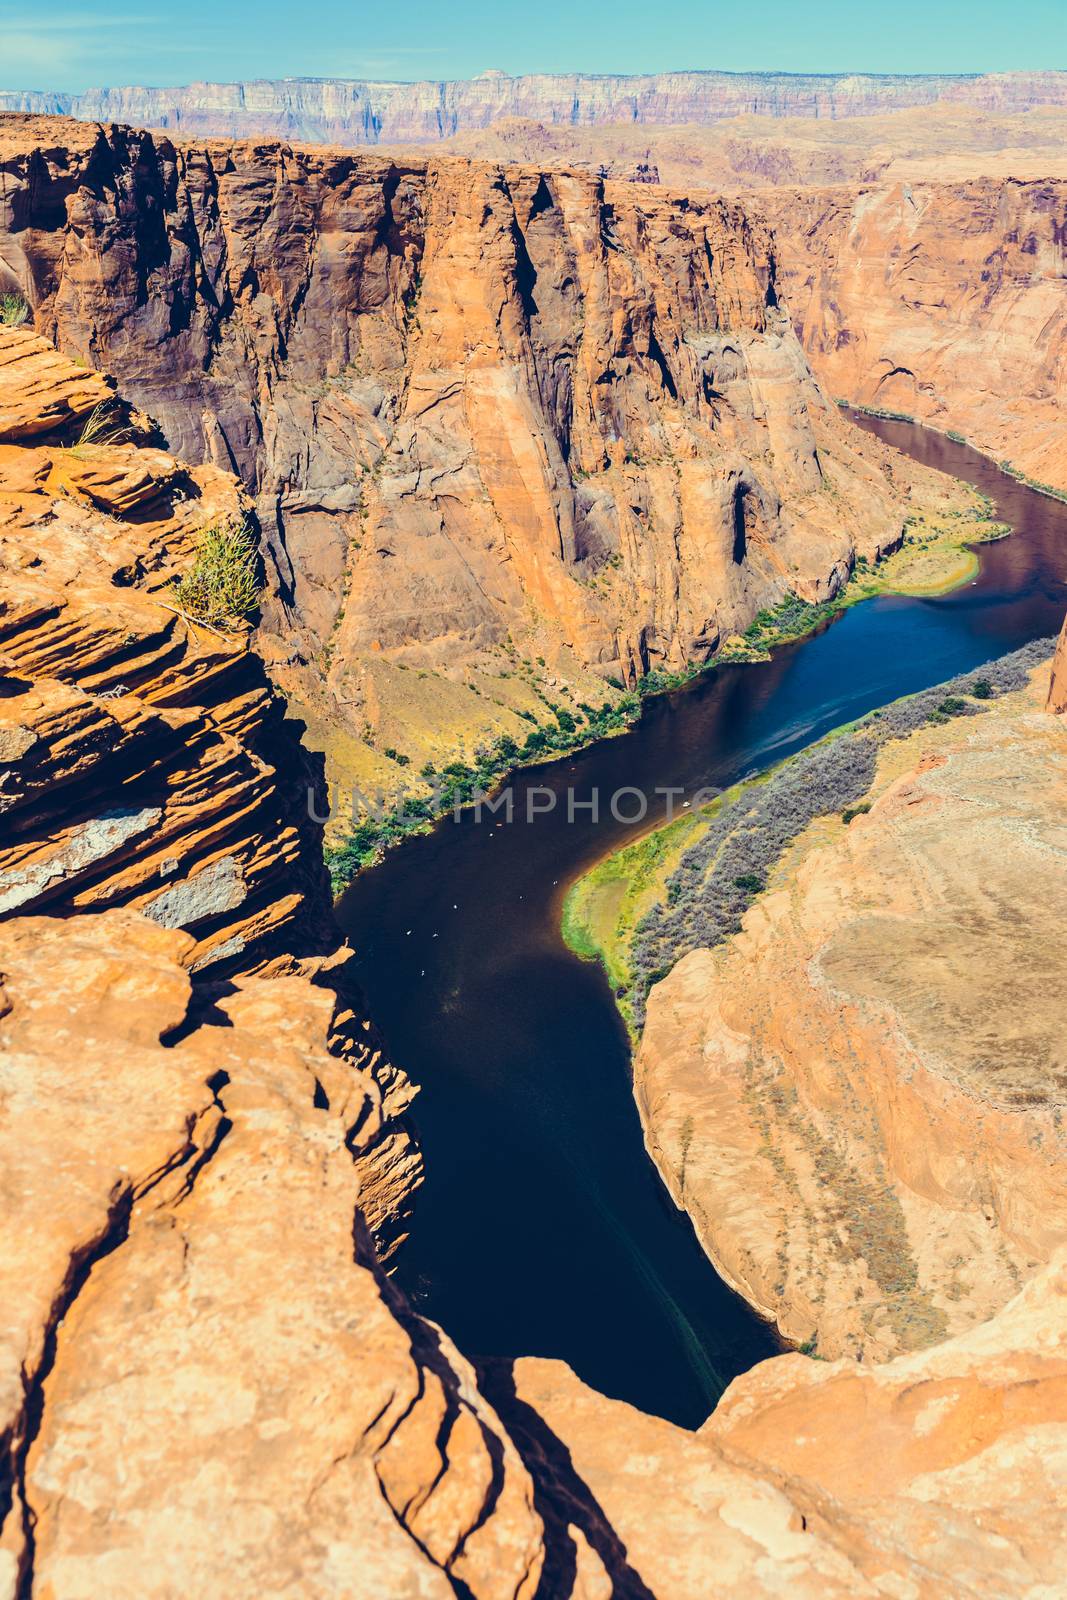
{"left": 170, "top": 519, "right": 261, "bottom": 629}
{"left": 325, "top": 691, "right": 641, "bottom": 889}
{"left": 997, "top": 458, "right": 1067, "bottom": 504}
{"left": 0, "top": 293, "right": 29, "bottom": 327}
{"left": 848, "top": 401, "right": 916, "bottom": 424}
{"left": 842, "top": 801, "right": 871, "bottom": 825}
{"left": 971, "top": 678, "right": 994, "bottom": 699}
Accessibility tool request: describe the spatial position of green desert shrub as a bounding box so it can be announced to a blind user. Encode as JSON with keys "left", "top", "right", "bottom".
{"left": 171, "top": 519, "right": 261, "bottom": 628}
{"left": 1, "top": 293, "right": 30, "bottom": 327}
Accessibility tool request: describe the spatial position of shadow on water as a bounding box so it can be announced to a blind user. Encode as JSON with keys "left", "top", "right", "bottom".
{"left": 337, "top": 416, "right": 1067, "bottom": 1428}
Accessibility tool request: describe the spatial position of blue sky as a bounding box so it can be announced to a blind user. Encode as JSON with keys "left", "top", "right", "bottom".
{"left": 2, "top": 1, "right": 1064, "bottom": 92}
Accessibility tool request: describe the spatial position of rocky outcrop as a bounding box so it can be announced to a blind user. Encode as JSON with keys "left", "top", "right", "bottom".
{"left": 3, "top": 70, "right": 1067, "bottom": 144}
{"left": 0, "top": 911, "right": 544, "bottom": 1600}
{"left": 0, "top": 323, "right": 419, "bottom": 1232}
{"left": 0, "top": 325, "right": 330, "bottom": 973}
{"left": 635, "top": 659, "right": 1067, "bottom": 1360}
{"left": 506, "top": 1250, "right": 1067, "bottom": 1598}
{"left": 757, "top": 178, "right": 1067, "bottom": 492}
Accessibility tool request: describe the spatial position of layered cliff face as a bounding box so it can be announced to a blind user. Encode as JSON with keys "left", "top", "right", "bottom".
{"left": 0, "top": 325, "right": 328, "bottom": 974}
{"left": 758, "top": 178, "right": 1067, "bottom": 493}
{"left": 403, "top": 113, "right": 1067, "bottom": 498}
{"left": 0, "top": 115, "right": 941, "bottom": 802}
{"left": 635, "top": 657, "right": 1067, "bottom": 1362}
{"left": 3, "top": 69, "right": 1067, "bottom": 144}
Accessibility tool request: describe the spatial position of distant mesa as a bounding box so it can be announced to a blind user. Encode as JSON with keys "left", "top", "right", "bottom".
{"left": 1, "top": 67, "right": 1065, "bottom": 143}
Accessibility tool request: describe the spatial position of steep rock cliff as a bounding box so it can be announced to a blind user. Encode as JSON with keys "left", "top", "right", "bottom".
{"left": 0, "top": 115, "right": 944, "bottom": 800}
{"left": 3, "top": 69, "right": 1067, "bottom": 144}
{"left": 757, "top": 178, "right": 1067, "bottom": 492}
{"left": 634, "top": 659, "right": 1067, "bottom": 1360}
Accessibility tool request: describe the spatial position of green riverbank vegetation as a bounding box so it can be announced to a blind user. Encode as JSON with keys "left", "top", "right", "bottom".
{"left": 325, "top": 491, "right": 1010, "bottom": 891}
{"left": 562, "top": 641, "right": 1051, "bottom": 1038}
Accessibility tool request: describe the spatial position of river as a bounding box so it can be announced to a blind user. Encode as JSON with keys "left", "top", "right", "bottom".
{"left": 337, "top": 417, "right": 1067, "bottom": 1429}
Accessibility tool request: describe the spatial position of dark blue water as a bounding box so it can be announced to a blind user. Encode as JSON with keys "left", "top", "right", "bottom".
{"left": 337, "top": 417, "right": 1067, "bottom": 1428}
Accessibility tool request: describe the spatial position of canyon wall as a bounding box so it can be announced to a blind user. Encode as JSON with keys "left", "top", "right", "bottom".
{"left": 394, "top": 113, "right": 1067, "bottom": 498}
{"left": 419, "top": 104, "right": 1067, "bottom": 190}
{"left": 0, "top": 115, "right": 941, "bottom": 801}
{"left": 759, "top": 178, "right": 1067, "bottom": 492}
{"left": 3, "top": 70, "right": 1067, "bottom": 144}
{"left": 635, "top": 659, "right": 1067, "bottom": 1362}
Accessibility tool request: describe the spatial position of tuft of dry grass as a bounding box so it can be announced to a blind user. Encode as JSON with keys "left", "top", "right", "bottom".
{"left": 68, "top": 401, "right": 129, "bottom": 457}
{"left": 170, "top": 519, "right": 261, "bottom": 629}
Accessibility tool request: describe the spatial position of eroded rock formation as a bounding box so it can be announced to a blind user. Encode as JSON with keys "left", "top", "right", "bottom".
{"left": 394, "top": 113, "right": 1067, "bottom": 498}
{"left": 510, "top": 1255, "right": 1067, "bottom": 1598}
{"left": 0, "top": 325, "right": 330, "bottom": 972}
{"left": 0, "top": 911, "right": 547, "bottom": 1599}
{"left": 635, "top": 659, "right": 1067, "bottom": 1361}
{"left": 0, "top": 114, "right": 947, "bottom": 798}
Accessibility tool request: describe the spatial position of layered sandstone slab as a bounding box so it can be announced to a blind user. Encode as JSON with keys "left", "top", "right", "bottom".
{"left": 636, "top": 663, "right": 1067, "bottom": 1360}
{"left": 0, "top": 117, "right": 955, "bottom": 802}
{"left": 0, "top": 327, "right": 328, "bottom": 972}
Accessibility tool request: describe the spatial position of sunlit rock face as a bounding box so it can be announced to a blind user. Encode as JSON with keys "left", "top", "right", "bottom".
{"left": 758, "top": 177, "right": 1067, "bottom": 494}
